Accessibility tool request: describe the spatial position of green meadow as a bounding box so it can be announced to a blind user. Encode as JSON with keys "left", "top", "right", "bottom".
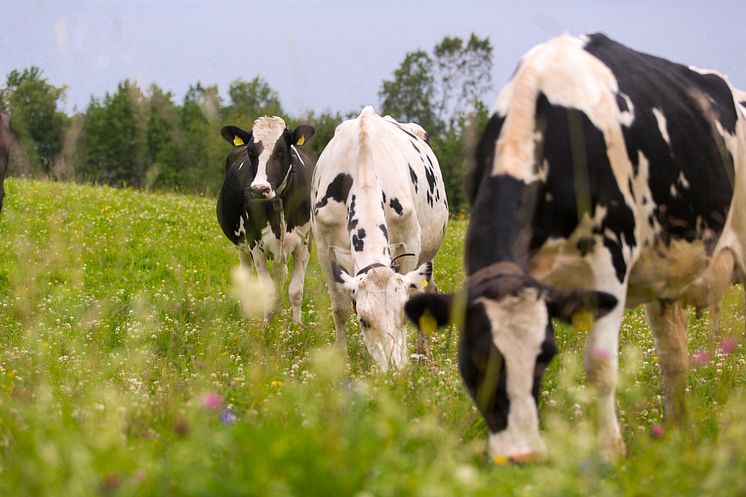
{"left": 2, "top": 177, "right": 746, "bottom": 496}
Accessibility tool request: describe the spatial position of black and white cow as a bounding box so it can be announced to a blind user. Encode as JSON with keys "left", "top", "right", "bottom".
{"left": 312, "top": 106, "right": 449, "bottom": 370}
{"left": 0, "top": 112, "right": 10, "bottom": 213}
{"left": 406, "top": 33, "right": 746, "bottom": 462}
{"left": 218, "top": 116, "right": 315, "bottom": 323}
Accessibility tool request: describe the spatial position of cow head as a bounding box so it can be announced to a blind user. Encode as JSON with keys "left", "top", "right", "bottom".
{"left": 221, "top": 117, "right": 314, "bottom": 199}
{"left": 333, "top": 260, "right": 433, "bottom": 371}
{"left": 404, "top": 263, "right": 617, "bottom": 463}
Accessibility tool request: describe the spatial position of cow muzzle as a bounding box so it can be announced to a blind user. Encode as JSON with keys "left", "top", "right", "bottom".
{"left": 250, "top": 183, "right": 273, "bottom": 199}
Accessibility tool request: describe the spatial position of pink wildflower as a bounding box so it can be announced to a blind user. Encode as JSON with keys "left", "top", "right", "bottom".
{"left": 691, "top": 350, "right": 711, "bottom": 366}
{"left": 650, "top": 424, "right": 664, "bottom": 439}
{"left": 201, "top": 392, "right": 223, "bottom": 411}
{"left": 720, "top": 337, "right": 738, "bottom": 356}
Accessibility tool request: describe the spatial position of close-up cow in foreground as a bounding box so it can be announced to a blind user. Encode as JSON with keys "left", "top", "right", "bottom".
{"left": 0, "top": 111, "right": 10, "bottom": 214}
{"left": 312, "top": 106, "right": 449, "bottom": 370}
{"left": 217, "top": 116, "right": 316, "bottom": 323}
{"left": 406, "top": 33, "right": 746, "bottom": 462}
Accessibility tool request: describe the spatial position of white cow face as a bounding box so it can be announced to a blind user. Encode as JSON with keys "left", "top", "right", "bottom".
{"left": 405, "top": 270, "right": 617, "bottom": 463}
{"left": 335, "top": 262, "right": 432, "bottom": 371}
{"left": 220, "top": 118, "right": 314, "bottom": 199}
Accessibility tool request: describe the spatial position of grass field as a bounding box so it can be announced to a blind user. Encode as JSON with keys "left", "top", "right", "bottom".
{"left": 2, "top": 178, "right": 746, "bottom": 496}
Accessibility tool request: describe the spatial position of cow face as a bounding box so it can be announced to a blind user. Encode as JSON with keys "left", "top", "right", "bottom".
{"left": 405, "top": 272, "right": 617, "bottom": 463}
{"left": 221, "top": 118, "right": 314, "bottom": 199}
{"left": 334, "top": 261, "right": 432, "bottom": 371}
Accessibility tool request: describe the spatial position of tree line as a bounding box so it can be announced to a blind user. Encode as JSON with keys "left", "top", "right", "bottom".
{"left": 0, "top": 34, "right": 493, "bottom": 213}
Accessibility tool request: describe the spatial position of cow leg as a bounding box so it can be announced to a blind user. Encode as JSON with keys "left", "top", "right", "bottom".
{"left": 288, "top": 238, "right": 311, "bottom": 325}
{"left": 709, "top": 302, "right": 721, "bottom": 338}
{"left": 644, "top": 300, "right": 689, "bottom": 424}
{"left": 271, "top": 259, "right": 288, "bottom": 314}
{"left": 414, "top": 270, "right": 439, "bottom": 360}
{"left": 584, "top": 298, "right": 626, "bottom": 460}
{"left": 316, "top": 242, "right": 351, "bottom": 350}
{"left": 248, "top": 245, "right": 275, "bottom": 322}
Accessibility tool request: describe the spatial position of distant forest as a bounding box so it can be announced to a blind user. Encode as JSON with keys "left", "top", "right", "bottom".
{"left": 0, "top": 34, "right": 493, "bottom": 213}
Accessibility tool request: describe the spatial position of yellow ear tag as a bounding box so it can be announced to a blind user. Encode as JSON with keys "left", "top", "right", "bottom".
{"left": 571, "top": 309, "right": 594, "bottom": 331}
{"left": 419, "top": 308, "right": 438, "bottom": 334}
{"left": 233, "top": 136, "right": 244, "bottom": 146}
{"left": 296, "top": 135, "right": 305, "bottom": 146}
{"left": 493, "top": 455, "right": 508, "bottom": 465}
{"left": 419, "top": 278, "right": 429, "bottom": 289}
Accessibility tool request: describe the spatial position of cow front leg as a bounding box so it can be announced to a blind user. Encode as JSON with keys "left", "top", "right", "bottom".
{"left": 414, "top": 269, "right": 438, "bottom": 360}
{"left": 584, "top": 301, "right": 626, "bottom": 460}
{"left": 288, "top": 238, "right": 311, "bottom": 325}
{"left": 316, "top": 243, "right": 351, "bottom": 350}
{"left": 271, "top": 259, "right": 288, "bottom": 314}
{"left": 249, "top": 245, "right": 275, "bottom": 322}
{"left": 644, "top": 300, "right": 689, "bottom": 424}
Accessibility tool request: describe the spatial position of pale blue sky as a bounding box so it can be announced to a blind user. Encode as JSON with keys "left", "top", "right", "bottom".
{"left": 1, "top": 0, "right": 744, "bottom": 116}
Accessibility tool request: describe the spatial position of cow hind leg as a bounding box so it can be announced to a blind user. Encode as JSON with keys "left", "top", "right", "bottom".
{"left": 644, "top": 300, "right": 689, "bottom": 425}
{"left": 288, "top": 239, "right": 311, "bottom": 325}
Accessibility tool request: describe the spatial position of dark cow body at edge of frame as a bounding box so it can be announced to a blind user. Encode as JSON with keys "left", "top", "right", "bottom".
{"left": 0, "top": 112, "right": 10, "bottom": 213}
{"left": 217, "top": 116, "right": 316, "bottom": 324}
{"left": 406, "top": 33, "right": 746, "bottom": 463}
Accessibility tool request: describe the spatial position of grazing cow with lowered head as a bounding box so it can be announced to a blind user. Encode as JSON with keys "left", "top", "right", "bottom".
{"left": 218, "top": 117, "right": 315, "bottom": 323}
{"left": 312, "top": 106, "right": 449, "bottom": 370}
{"left": 0, "top": 112, "right": 9, "bottom": 213}
{"left": 406, "top": 33, "right": 746, "bottom": 462}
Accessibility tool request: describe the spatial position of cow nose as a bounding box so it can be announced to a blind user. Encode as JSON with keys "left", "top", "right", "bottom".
{"left": 250, "top": 184, "right": 271, "bottom": 198}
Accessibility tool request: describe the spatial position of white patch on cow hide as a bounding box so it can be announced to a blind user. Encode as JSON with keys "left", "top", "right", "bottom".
{"left": 251, "top": 116, "right": 287, "bottom": 195}
{"left": 234, "top": 215, "right": 246, "bottom": 238}
{"left": 677, "top": 171, "right": 690, "bottom": 189}
{"left": 652, "top": 107, "right": 671, "bottom": 146}
{"left": 478, "top": 289, "right": 548, "bottom": 459}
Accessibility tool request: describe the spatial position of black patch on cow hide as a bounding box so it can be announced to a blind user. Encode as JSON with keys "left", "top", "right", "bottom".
{"left": 347, "top": 194, "right": 358, "bottom": 231}
{"left": 408, "top": 164, "right": 419, "bottom": 193}
{"left": 379, "top": 223, "right": 389, "bottom": 242}
{"left": 389, "top": 197, "right": 403, "bottom": 215}
{"left": 314, "top": 173, "right": 353, "bottom": 214}
{"left": 352, "top": 228, "right": 367, "bottom": 252}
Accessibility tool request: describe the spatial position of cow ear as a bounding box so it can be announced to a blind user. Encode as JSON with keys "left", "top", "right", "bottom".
{"left": 405, "top": 292, "right": 453, "bottom": 333}
{"left": 291, "top": 125, "right": 315, "bottom": 146}
{"left": 401, "top": 261, "right": 432, "bottom": 292}
{"left": 221, "top": 125, "right": 252, "bottom": 147}
{"left": 546, "top": 288, "right": 618, "bottom": 328}
{"left": 331, "top": 260, "right": 359, "bottom": 292}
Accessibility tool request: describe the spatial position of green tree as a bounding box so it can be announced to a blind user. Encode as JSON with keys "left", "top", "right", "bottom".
{"left": 79, "top": 81, "right": 147, "bottom": 186}
{"left": 223, "top": 76, "right": 283, "bottom": 126}
{"left": 380, "top": 34, "right": 494, "bottom": 212}
{"left": 181, "top": 83, "right": 225, "bottom": 194}
{"left": 144, "top": 85, "right": 186, "bottom": 189}
{"left": 379, "top": 50, "right": 440, "bottom": 135}
{"left": 0, "top": 67, "right": 67, "bottom": 176}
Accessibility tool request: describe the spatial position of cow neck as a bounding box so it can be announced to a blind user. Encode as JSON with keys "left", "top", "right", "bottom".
{"left": 465, "top": 173, "right": 542, "bottom": 275}
{"left": 275, "top": 149, "right": 297, "bottom": 199}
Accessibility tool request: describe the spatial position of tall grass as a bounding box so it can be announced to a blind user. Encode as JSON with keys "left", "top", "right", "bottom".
{"left": 1, "top": 178, "right": 746, "bottom": 496}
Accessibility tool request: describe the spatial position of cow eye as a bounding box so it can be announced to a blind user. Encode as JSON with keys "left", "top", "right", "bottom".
{"left": 359, "top": 318, "right": 370, "bottom": 328}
